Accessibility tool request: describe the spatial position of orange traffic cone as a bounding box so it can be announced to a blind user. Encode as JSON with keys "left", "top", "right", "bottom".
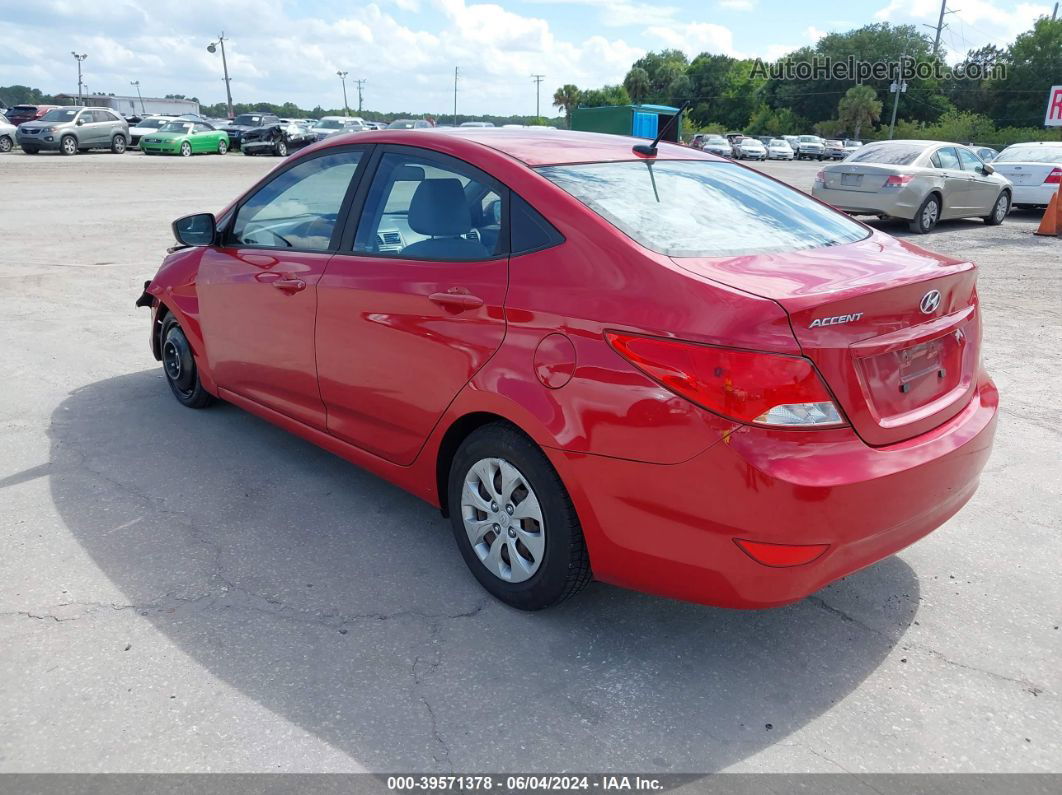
{"left": 1035, "top": 182, "right": 1061, "bottom": 237}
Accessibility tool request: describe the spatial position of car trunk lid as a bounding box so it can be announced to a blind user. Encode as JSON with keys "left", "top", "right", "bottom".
{"left": 821, "top": 163, "right": 912, "bottom": 193}
{"left": 673, "top": 232, "right": 981, "bottom": 446}
{"left": 990, "top": 161, "right": 1058, "bottom": 188}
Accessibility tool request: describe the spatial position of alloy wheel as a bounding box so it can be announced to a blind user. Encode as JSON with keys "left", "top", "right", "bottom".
{"left": 994, "top": 195, "right": 1008, "bottom": 222}
{"left": 61, "top": 136, "right": 77, "bottom": 155}
{"left": 180, "top": 142, "right": 192, "bottom": 157}
{"left": 461, "top": 457, "right": 545, "bottom": 583}
{"left": 923, "top": 199, "right": 939, "bottom": 229}
{"left": 0, "top": 136, "right": 12, "bottom": 153}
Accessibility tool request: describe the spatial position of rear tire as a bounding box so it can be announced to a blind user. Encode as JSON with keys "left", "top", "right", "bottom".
{"left": 276, "top": 140, "right": 288, "bottom": 157}
{"left": 160, "top": 315, "right": 215, "bottom": 409}
{"left": 0, "top": 135, "right": 12, "bottom": 153}
{"left": 909, "top": 194, "right": 940, "bottom": 234}
{"left": 217, "top": 139, "right": 229, "bottom": 154}
{"left": 447, "top": 423, "right": 591, "bottom": 610}
{"left": 110, "top": 134, "right": 127, "bottom": 154}
{"left": 983, "top": 191, "right": 1009, "bottom": 225}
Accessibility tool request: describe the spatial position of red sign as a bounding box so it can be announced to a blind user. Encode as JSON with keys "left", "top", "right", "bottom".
{"left": 1047, "top": 85, "right": 1062, "bottom": 127}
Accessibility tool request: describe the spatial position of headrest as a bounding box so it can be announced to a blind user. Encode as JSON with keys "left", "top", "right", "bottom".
{"left": 407, "top": 178, "right": 471, "bottom": 237}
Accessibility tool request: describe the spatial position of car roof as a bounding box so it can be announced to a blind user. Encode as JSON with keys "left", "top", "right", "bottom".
{"left": 324, "top": 128, "right": 720, "bottom": 166}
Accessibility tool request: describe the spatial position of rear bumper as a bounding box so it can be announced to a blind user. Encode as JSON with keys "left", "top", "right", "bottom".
{"left": 811, "top": 184, "right": 920, "bottom": 218}
{"left": 548, "top": 375, "right": 997, "bottom": 608}
{"left": 1012, "top": 184, "right": 1057, "bottom": 206}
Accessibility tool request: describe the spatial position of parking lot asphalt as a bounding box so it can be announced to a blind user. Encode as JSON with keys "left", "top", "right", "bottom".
{"left": 0, "top": 150, "right": 1059, "bottom": 774}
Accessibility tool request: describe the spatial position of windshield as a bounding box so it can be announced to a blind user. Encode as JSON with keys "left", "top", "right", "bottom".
{"left": 233, "top": 115, "right": 262, "bottom": 125}
{"left": 847, "top": 143, "right": 927, "bottom": 165}
{"left": 994, "top": 145, "right": 1062, "bottom": 164}
{"left": 317, "top": 120, "right": 343, "bottom": 129}
{"left": 160, "top": 122, "right": 193, "bottom": 134}
{"left": 539, "top": 160, "right": 868, "bottom": 258}
{"left": 799, "top": 136, "right": 818, "bottom": 143}
{"left": 705, "top": 136, "right": 727, "bottom": 143}
{"left": 138, "top": 118, "right": 170, "bottom": 129}
{"left": 769, "top": 140, "right": 786, "bottom": 146}
{"left": 388, "top": 120, "right": 416, "bottom": 129}
{"left": 39, "top": 108, "right": 79, "bottom": 123}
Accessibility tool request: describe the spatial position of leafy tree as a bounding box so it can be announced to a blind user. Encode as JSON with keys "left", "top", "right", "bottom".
{"left": 579, "top": 84, "right": 630, "bottom": 108}
{"left": 552, "top": 84, "right": 582, "bottom": 128}
{"left": 623, "top": 67, "right": 650, "bottom": 104}
{"left": 989, "top": 17, "right": 1062, "bottom": 127}
{"left": 837, "top": 84, "right": 883, "bottom": 138}
{"left": 630, "top": 49, "right": 689, "bottom": 104}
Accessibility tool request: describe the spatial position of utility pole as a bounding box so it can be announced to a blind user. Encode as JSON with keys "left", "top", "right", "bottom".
{"left": 337, "top": 71, "right": 350, "bottom": 115}
{"left": 888, "top": 71, "right": 908, "bottom": 139}
{"left": 531, "top": 74, "right": 545, "bottom": 119}
{"left": 207, "top": 33, "right": 234, "bottom": 119}
{"left": 453, "top": 67, "right": 460, "bottom": 126}
{"left": 354, "top": 79, "right": 366, "bottom": 113}
{"left": 71, "top": 52, "right": 87, "bottom": 106}
{"left": 130, "top": 80, "right": 145, "bottom": 114}
{"left": 932, "top": 0, "right": 947, "bottom": 56}
{"left": 1053, "top": 2, "right": 1058, "bottom": 20}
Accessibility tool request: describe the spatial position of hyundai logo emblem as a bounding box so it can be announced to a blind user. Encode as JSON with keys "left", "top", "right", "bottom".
{"left": 920, "top": 289, "right": 942, "bottom": 314}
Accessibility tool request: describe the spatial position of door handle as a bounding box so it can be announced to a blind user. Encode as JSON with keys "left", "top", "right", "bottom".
{"left": 255, "top": 271, "right": 281, "bottom": 283}
{"left": 273, "top": 278, "right": 307, "bottom": 293}
{"left": 429, "top": 292, "right": 484, "bottom": 310}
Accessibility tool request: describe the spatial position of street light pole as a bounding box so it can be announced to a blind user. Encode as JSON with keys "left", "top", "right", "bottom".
{"left": 130, "top": 80, "right": 145, "bottom": 114}
{"left": 337, "top": 71, "right": 350, "bottom": 116}
{"left": 354, "top": 79, "right": 366, "bottom": 114}
{"left": 453, "top": 67, "right": 460, "bottom": 126}
{"left": 531, "top": 74, "right": 545, "bottom": 119}
{"left": 71, "top": 52, "right": 87, "bottom": 106}
{"left": 207, "top": 33, "right": 234, "bottom": 119}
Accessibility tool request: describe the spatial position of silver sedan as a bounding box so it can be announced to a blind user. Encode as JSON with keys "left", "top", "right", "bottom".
{"left": 811, "top": 139, "right": 1013, "bottom": 233}
{"left": 0, "top": 117, "right": 15, "bottom": 152}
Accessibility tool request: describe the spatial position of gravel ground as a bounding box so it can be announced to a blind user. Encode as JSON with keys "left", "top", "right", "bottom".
{"left": 0, "top": 149, "right": 1059, "bottom": 774}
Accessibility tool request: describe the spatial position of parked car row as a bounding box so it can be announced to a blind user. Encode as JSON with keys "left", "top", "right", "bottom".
{"left": 809, "top": 139, "right": 1062, "bottom": 233}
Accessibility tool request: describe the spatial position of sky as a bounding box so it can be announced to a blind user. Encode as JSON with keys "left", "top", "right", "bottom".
{"left": 0, "top": 0, "right": 1053, "bottom": 116}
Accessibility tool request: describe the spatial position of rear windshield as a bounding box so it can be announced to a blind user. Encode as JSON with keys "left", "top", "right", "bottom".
{"left": 847, "top": 143, "right": 927, "bottom": 165}
{"left": 538, "top": 160, "right": 868, "bottom": 258}
{"left": 993, "top": 145, "right": 1062, "bottom": 164}
{"left": 39, "top": 108, "right": 79, "bottom": 122}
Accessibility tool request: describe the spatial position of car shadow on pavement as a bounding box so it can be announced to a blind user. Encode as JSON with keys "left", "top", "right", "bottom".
{"left": 47, "top": 370, "right": 919, "bottom": 772}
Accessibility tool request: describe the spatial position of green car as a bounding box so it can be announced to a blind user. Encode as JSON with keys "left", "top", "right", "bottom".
{"left": 140, "top": 121, "right": 230, "bottom": 156}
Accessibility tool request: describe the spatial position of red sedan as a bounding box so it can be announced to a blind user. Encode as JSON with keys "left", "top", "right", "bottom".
{"left": 137, "top": 128, "right": 997, "bottom": 610}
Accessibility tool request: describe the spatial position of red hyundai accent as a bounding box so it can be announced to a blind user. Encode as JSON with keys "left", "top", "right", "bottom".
{"left": 137, "top": 129, "right": 997, "bottom": 610}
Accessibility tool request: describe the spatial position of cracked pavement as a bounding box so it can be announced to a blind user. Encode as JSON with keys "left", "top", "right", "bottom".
{"left": 0, "top": 152, "right": 1059, "bottom": 773}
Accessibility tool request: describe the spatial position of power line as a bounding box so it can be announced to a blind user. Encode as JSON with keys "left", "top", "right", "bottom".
{"left": 531, "top": 74, "right": 545, "bottom": 119}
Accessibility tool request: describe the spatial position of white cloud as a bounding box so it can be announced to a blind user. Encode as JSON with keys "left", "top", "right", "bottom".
{"left": 807, "top": 26, "right": 826, "bottom": 43}
{"left": 718, "top": 0, "right": 758, "bottom": 10}
{"left": 0, "top": 0, "right": 647, "bottom": 116}
{"left": 645, "top": 22, "right": 739, "bottom": 58}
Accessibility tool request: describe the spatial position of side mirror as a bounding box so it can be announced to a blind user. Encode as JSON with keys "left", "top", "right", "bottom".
{"left": 172, "top": 213, "right": 216, "bottom": 247}
{"left": 76, "top": 118, "right": 85, "bottom": 126}
{"left": 981, "top": 163, "right": 995, "bottom": 175}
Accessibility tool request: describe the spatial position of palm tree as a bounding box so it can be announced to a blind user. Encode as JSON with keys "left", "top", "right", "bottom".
{"left": 553, "top": 84, "right": 582, "bottom": 129}
{"left": 838, "top": 84, "right": 883, "bottom": 140}
{"left": 623, "top": 67, "right": 650, "bottom": 105}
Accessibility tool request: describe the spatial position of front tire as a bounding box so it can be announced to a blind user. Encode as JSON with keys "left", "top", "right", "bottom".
{"left": 909, "top": 194, "right": 941, "bottom": 234}
{"left": 179, "top": 141, "right": 192, "bottom": 157}
{"left": 160, "top": 315, "right": 215, "bottom": 409}
{"left": 60, "top": 135, "right": 78, "bottom": 156}
{"left": 111, "top": 134, "right": 127, "bottom": 154}
{"left": 447, "top": 423, "right": 590, "bottom": 610}
{"left": 0, "top": 135, "right": 12, "bottom": 153}
{"left": 984, "top": 191, "right": 1009, "bottom": 225}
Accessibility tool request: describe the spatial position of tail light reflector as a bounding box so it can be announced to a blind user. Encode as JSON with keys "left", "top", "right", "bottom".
{"left": 735, "top": 539, "right": 830, "bottom": 567}
{"left": 605, "top": 332, "right": 846, "bottom": 428}
{"left": 814, "top": 170, "right": 826, "bottom": 184}
{"left": 1044, "top": 168, "right": 1062, "bottom": 185}
{"left": 883, "top": 174, "right": 914, "bottom": 188}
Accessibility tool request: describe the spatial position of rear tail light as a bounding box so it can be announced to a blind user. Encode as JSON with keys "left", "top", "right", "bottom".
{"left": 883, "top": 174, "right": 914, "bottom": 189}
{"left": 735, "top": 539, "right": 830, "bottom": 567}
{"left": 814, "top": 170, "right": 826, "bottom": 184}
{"left": 606, "top": 332, "right": 846, "bottom": 428}
{"left": 1045, "top": 168, "right": 1062, "bottom": 185}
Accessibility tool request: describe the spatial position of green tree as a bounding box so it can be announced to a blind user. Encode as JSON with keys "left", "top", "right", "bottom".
{"left": 579, "top": 84, "right": 630, "bottom": 108}
{"left": 553, "top": 84, "right": 582, "bottom": 128}
{"left": 989, "top": 17, "right": 1062, "bottom": 127}
{"left": 837, "top": 84, "right": 883, "bottom": 138}
{"left": 623, "top": 67, "right": 650, "bottom": 104}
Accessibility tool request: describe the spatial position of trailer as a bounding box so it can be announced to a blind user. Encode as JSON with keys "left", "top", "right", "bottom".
{"left": 570, "top": 104, "right": 682, "bottom": 141}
